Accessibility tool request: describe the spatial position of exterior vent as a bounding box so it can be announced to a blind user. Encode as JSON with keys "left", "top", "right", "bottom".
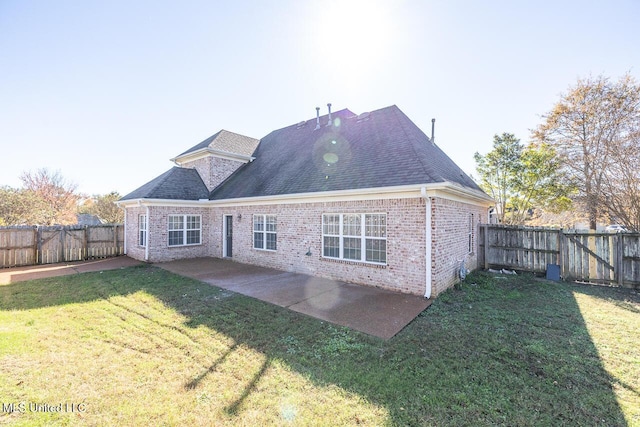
{"left": 296, "top": 120, "right": 306, "bottom": 129}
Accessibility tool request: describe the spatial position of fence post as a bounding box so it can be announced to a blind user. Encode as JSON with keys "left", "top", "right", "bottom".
{"left": 616, "top": 233, "right": 624, "bottom": 286}
{"left": 113, "top": 225, "right": 118, "bottom": 256}
{"left": 83, "top": 226, "right": 89, "bottom": 260}
{"left": 36, "top": 227, "right": 43, "bottom": 265}
{"left": 32, "top": 226, "right": 38, "bottom": 266}
{"left": 483, "top": 224, "right": 489, "bottom": 270}
{"left": 59, "top": 227, "right": 65, "bottom": 262}
{"left": 558, "top": 230, "right": 567, "bottom": 280}
{"left": 557, "top": 229, "right": 564, "bottom": 275}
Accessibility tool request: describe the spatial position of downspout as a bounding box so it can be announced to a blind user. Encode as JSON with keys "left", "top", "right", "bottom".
{"left": 421, "top": 187, "right": 433, "bottom": 299}
{"left": 122, "top": 205, "right": 127, "bottom": 255}
{"left": 144, "top": 204, "right": 150, "bottom": 262}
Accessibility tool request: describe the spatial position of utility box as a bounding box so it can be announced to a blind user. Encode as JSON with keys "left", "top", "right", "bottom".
{"left": 546, "top": 264, "right": 561, "bottom": 281}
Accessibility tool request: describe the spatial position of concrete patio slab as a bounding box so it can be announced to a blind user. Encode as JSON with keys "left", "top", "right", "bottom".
{"left": 0, "top": 256, "right": 142, "bottom": 285}
{"left": 288, "top": 281, "right": 432, "bottom": 339}
{"left": 156, "top": 257, "right": 431, "bottom": 339}
{"left": 224, "top": 272, "right": 344, "bottom": 307}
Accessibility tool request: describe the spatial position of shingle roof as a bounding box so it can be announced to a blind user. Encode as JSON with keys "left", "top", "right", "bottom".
{"left": 210, "top": 105, "right": 483, "bottom": 200}
{"left": 175, "top": 129, "right": 260, "bottom": 159}
{"left": 120, "top": 167, "right": 209, "bottom": 200}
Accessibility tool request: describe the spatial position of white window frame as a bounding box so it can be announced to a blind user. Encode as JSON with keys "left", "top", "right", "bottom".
{"left": 253, "top": 214, "right": 277, "bottom": 251}
{"left": 322, "top": 213, "right": 387, "bottom": 265}
{"left": 168, "top": 214, "right": 202, "bottom": 247}
{"left": 138, "top": 214, "right": 147, "bottom": 247}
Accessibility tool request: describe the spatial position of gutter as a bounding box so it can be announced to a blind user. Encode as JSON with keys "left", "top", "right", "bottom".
{"left": 144, "top": 204, "right": 150, "bottom": 262}
{"left": 115, "top": 182, "right": 493, "bottom": 209}
{"left": 122, "top": 204, "right": 127, "bottom": 255}
{"left": 421, "top": 187, "right": 432, "bottom": 299}
{"left": 171, "top": 148, "right": 255, "bottom": 166}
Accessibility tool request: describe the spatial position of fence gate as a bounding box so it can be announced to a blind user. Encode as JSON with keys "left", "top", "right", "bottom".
{"left": 479, "top": 224, "right": 640, "bottom": 288}
{"left": 561, "top": 233, "right": 617, "bottom": 285}
{"left": 0, "top": 225, "right": 124, "bottom": 268}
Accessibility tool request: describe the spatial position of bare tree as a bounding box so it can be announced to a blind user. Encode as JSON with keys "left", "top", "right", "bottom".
{"left": 20, "top": 168, "right": 80, "bottom": 225}
{"left": 601, "top": 127, "right": 640, "bottom": 231}
{"left": 533, "top": 73, "right": 640, "bottom": 230}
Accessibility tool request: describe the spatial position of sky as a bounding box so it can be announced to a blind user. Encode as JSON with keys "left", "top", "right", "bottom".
{"left": 1, "top": 0, "right": 638, "bottom": 196}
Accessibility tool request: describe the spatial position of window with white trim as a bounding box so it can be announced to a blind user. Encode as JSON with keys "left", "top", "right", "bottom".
{"left": 138, "top": 214, "right": 147, "bottom": 247}
{"left": 168, "top": 215, "right": 201, "bottom": 246}
{"left": 253, "top": 214, "right": 277, "bottom": 251}
{"left": 322, "top": 213, "right": 387, "bottom": 264}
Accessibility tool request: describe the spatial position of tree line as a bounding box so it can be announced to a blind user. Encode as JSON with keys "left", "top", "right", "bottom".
{"left": 0, "top": 168, "right": 123, "bottom": 226}
{"left": 475, "top": 73, "right": 640, "bottom": 231}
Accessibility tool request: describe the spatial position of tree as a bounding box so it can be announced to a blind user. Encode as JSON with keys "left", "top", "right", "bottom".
{"left": 532, "top": 73, "right": 640, "bottom": 230}
{"left": 510, "top": 142, "right": 573, "bottom": 224}
{"left": 474, "top": 133, "right": 522, "bottom": 224}
{"left": 474, "top": 133, "right": 572, "bottom": 225}
{"left": 80, "top": 192, "right": 124, "bottom": 224}
{"left": 19, "top": 168, "right": 80, "bottom": 225}
{"left": 600, "top": 126, "right": 640, "bottom": 231}
{"left": 0, "top": 186, "right": 36, "bottom": 226}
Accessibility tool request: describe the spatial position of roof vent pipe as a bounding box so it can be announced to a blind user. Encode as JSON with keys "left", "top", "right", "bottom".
{"left": 431, "top": 118, "right": 435, "bottom": 144}
{"left": 315, "top": 107, "right": 321, "bottom": 130}
{"left": 326, "top": 103, "right": 332, "bottom": 126}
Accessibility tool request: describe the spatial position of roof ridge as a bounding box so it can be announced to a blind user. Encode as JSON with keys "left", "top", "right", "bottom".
{"left": 175, "top": 130, "right": 223, "bottom": 157}
{"left": 189, "top": 166, "right": 208, "bottom": 193}
{"left": 267, "top": 108, "right": 357, "bottom": 134}
{"left": 175, "top": 129, "right": 260, "bottom": 160}
{"left": 150, "top": 167, "right": 181, "bottom": 196}
{"left": 218, "top": 129, "right": 259, "bottom": 141}
{"left": 390, "top": 106, "right": 438, "bottom": 182}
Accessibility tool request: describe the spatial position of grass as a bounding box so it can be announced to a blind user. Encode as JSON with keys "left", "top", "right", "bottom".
{"left": 0, "top": 265, "right": 638, "bottom": 426}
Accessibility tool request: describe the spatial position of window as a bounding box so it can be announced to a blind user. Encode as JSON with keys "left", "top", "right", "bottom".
{"left": 168, "top": 215, "right": 201, "bottom": 246}
{"left": 322, "top": 213, "right": 387, "bottom": 264}
{"left": 322, "top": 215, "right": 340, "bottom": 258}
{"left": 365, "top": 214, "right": 387, "bottom": 263}
{"left": 138, "top": 215, "right": 147, "bottom": 247}
{"left": 254, "top": 214, "right": 277, "bottom": 250}
{"left": 343, "top": 214, "right": 361, "bottom": 260}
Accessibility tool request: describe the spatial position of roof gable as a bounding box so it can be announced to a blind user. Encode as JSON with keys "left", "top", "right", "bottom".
{"left": 210, "top": 105, "right": 483, "bottom": 200}
{"left": 120, "top": 167, "right": 209, "bottom": 201}
{"left": 174, "top": 129, "right": 260, "bottom": 163}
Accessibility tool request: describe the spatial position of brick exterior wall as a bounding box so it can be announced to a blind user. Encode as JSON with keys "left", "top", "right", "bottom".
{"left": 181, "top": 156, "right": 246, "bottom": 192}
{"left": 124, "top": 206, "right": 147, "bottom": 261}
{"left": 125, "top": 206, "right": 213, "bottom": 262}
{"left": 208, "top": 198, "right": 427, "bottom": 295}
{"left": 124, "top": 195, "right": 488, "bottom": 297}
{"left": 431, "top": 197, "right": 486, "bottom": 295}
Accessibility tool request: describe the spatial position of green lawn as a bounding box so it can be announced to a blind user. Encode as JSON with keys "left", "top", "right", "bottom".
{"left": 0, "top": 265, "right": 638, "bottom": 426}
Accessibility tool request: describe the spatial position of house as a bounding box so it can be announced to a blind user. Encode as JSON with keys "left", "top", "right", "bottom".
{"left": 118, "top": 105, "right": 493, "bottom": 297}
{"left": 76, "top": 213, "right": 103, "bottom": 226}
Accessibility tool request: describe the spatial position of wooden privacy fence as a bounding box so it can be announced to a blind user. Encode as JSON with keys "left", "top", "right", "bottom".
{"left": 478, "top": 224, "right": 640, "bottom": 288}
{"left": 0, "top": 224, "right": 124, "bottom": 268}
